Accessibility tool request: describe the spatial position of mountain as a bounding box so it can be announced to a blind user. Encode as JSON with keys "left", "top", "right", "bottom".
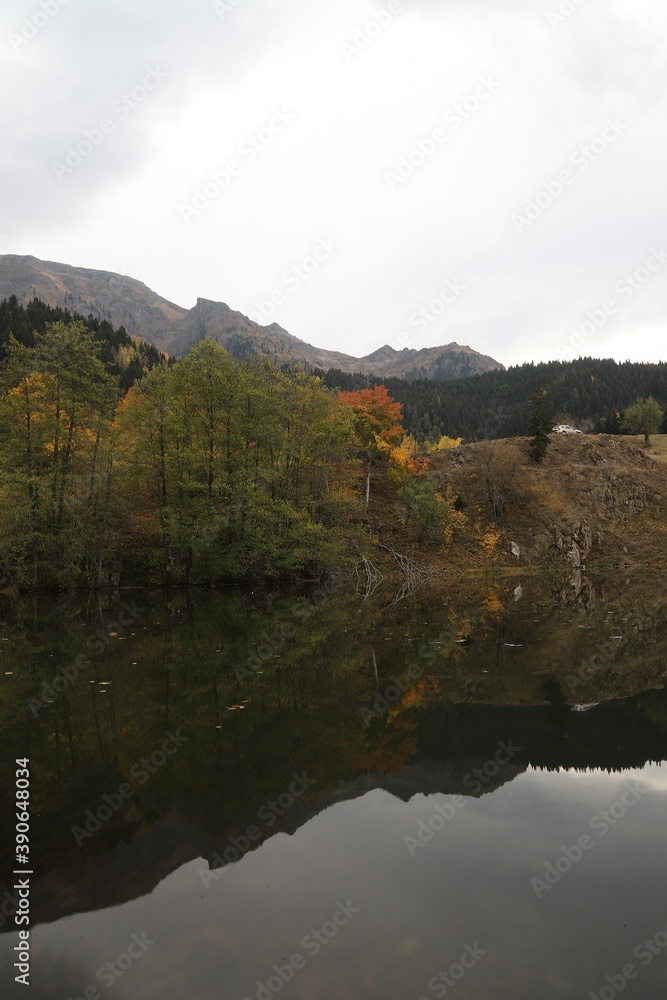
{"left": 0, "top": 254, "right": 503, "bottom": 380}
{"left": 0, "top": 253, "right": 187, "bottom": 352}
{"left": 4, "top": 693, "right": 666, "bottom": 933}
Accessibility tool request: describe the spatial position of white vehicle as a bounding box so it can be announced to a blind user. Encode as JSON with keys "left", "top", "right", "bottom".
{"left": 552, "top": 424, "right": 582, "bottom": 435}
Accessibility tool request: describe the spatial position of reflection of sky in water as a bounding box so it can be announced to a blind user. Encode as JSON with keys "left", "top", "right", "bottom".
{"left": 2, "top": 765, "right": 666, "bottom": 999}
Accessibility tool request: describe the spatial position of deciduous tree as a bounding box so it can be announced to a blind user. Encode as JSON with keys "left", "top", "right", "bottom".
{"left": 339, "top": 385, "right": 403, "bottom": 510}
{"left": 621, "top": 396, "right": 663, "bottom": 448}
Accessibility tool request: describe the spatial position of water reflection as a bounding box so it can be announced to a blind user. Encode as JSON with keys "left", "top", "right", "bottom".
{"left": 0, "top": 575, "right": 665, "bottom": 998}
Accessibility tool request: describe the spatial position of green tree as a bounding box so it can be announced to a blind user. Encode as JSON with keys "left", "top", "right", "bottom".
{"left": 114, "top": 349, "right": 354, "bottom": 584}
{"left": 0, "top": 323, "right": 117, "bottom": 587}
{"left": 526, "top": 381, "right": 552, "bottom": 462}
{"left": 621, "top": 396, "right": 664, "bottom": 448}
{"left": 478, "top": 440, "right": 523, "bottom": 525}
{"left": 398, "top": 475, "right": 453, "bottom": 544}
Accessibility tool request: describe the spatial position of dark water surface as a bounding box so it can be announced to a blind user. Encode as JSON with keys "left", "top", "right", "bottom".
{"left": 1, "top": 576, "right": 666, "bottom": 999}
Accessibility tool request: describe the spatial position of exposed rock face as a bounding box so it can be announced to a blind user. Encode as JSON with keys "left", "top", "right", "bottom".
{"left": 567, "top": 522, "right": 593, "bottom": 567}
{"left": 0, "top": 254, "right": 186, "bottom": 350}
{"left": 0, "top": 255, "right": 504, "bottom": 380}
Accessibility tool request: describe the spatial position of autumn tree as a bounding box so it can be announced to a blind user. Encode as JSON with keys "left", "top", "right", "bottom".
{"left": 0, "top": 323, "right": 117, "bottom": 586}
{"left": 1, "top": 336, "right": 406, "bottom": 588}
{"left": 338, "top": 385, "right": 403, "bottom": 510}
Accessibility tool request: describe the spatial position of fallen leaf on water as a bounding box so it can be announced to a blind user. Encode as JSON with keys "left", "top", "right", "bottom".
{"left": 397, "top": 936, "right": 420, "bottom": 957}
{"left": 196, "top": 924, "right": 234, "bottom": 946}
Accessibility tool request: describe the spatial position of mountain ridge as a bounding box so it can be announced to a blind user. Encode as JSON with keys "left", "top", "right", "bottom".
{"left": 0, "top": 254, "right": 503, "bottom": 381}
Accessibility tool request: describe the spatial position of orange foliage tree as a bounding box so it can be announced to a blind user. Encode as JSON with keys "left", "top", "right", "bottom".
{"left": 338, "top": 385, "right": 403, "bottom": 510}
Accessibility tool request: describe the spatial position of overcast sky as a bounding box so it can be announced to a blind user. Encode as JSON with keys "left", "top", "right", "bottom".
{"left": 1, "top": 0, "right": 666, "bottom": 367}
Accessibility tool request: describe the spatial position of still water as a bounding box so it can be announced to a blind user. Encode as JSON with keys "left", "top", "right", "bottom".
{"left": 1, "top": 574, "right": 666, "bottom": 999}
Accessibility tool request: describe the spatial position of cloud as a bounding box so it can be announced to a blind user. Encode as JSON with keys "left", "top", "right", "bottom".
{"left": 1, "top": 0, "right": 665, "bottom": 365}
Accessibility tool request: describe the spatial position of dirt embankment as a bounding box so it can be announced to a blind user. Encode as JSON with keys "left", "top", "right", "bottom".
{"left": 357, "top": 433, "right": 666, "bottom": 580}
{"left": 354, "top": 434, "right": 667, "bottom": 708}
{"left": 427, "top": 433, "right": 667, "bottom": 575}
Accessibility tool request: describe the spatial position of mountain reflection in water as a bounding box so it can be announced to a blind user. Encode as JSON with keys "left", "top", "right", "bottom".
{"left": 0, "top": 577, "right": 666, "bottom": 999}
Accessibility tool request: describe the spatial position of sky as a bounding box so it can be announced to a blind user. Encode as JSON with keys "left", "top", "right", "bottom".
{"left": 1, "top": 0, "right": 666, "bottom": 368}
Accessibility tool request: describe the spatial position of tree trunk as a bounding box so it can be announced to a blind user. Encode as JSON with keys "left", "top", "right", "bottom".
{"left": 21, "top": 380, "right": 39, "bottom": 587}
{"left": 365, "top": 453, "right": 371, "bottom": 512}
{"left": 96, "top": 444, "right": 114, "bottom": 588}
{"left": 56, "top": 412, "right": 76, "bottom": 532}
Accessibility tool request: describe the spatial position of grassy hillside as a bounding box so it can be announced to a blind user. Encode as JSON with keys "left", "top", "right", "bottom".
{"left": 627, "top": 433, "right": 667, "bottom": 464}
{"left": 354, "top": 433, "right": 667, "bottom": 582}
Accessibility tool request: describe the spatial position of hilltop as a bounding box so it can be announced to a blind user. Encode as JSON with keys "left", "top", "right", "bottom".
{"left": 444, "top": 432, "right": 667, "bottom": 573}
{"left": 361, "top": 432, "right": 667, "bottom": 582}
{"left": 0, "top": 254, "right": 502, "bottom": 381}
{"left": 322, "top": 358, "right": 667, "bottom": 441}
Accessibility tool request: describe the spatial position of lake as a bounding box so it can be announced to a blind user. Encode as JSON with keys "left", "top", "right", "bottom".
{"left": 1, "top": 572, "right": 666, "bottom": 999}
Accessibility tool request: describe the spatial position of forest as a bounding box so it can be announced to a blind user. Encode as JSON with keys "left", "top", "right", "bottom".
{"left": 0, "top": 316, "right": 433, "bottom": 589}
{"left": 318, "top": 357, "right": 667, "bottom": 441}
{"left": 1, "top": 301, "right": 665, "bottom": 591}
{"left": 0, "top": 295, "right": 165, "bottom": 390}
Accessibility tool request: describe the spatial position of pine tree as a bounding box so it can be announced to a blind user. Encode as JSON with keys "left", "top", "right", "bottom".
{"left": 527, "top": 381, "right": 552, "bottom": 462}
